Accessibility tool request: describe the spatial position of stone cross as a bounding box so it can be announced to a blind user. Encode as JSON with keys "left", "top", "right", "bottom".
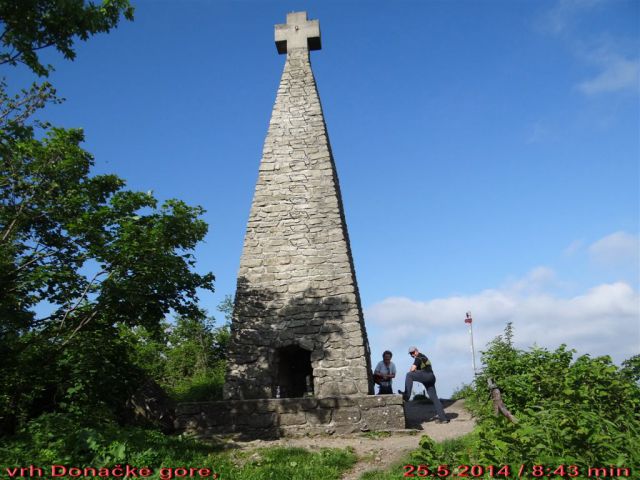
{"left": 275, "top": 11, "right": 321, "bottom": 54}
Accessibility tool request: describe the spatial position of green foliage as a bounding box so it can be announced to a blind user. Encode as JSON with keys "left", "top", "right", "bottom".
{"left": 0, "top": 121, "right": 214, "bottom": 430}
{"left": 359, "top": 435, "right": 478, "bottom": 480}
{"left": 0, "top": 80, "right": 62, "bottom": 133}
{"left": 117, "top": 324, "right": 168, "bottom": 383}
{"left": 415, "top": 324, "right": 640, "bottom": 470}
{"left": 411, "top": 434, "right": 477, "bottom": 470}
{"left": 0, "top": 5, "right": 215, "bottom": 429}
{"left": 165, "top": 315, "right": 222, "bottom": 381}
{"left": 119, "top": 298, "right": 231, "bottom": 403}
{"left": 0, "top": 414, "right": 356, "bottom": 480}
{"left": 3, "top": 126, "right": 214, "bottom": 326}
{"left": 368, "top": 325, "right": 640, "bottom": 479}
{"left": 231, "top": 447, "right": 356, "bottom": 480}
{"left": 0, "top": 0, "right": 134, "bottom": 76}
{"left": 163, "top": 312, "right": 229, "bottom": 401}
{"left": 621, "top": 354, "right": 640, "bottom": 384}
{"left": 0, "top": 413, "right": 218, "bottom": 466}
{"left": 451, "top": 383, "right": 474, "bottom": 400}
{"left": 161, "top": 299, "right": 230, "bottom": 401}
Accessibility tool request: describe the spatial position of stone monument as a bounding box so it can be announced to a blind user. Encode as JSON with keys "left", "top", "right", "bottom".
{"left": 175, "top": 13, "right": 405, "bottom": 438}
{"left": 224, "top": 11, "right": 373, "bottom": 400}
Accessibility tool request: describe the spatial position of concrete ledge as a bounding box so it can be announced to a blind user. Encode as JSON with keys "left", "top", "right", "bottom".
{"left": 175, "top": 394, "right": 405, "bottom": 439}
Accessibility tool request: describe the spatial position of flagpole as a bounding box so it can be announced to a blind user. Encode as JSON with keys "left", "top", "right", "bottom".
{"left": 465, "top": 312, "right": 477, "bottom": 374}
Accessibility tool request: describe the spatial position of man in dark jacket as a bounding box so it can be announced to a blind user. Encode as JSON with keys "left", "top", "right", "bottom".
{"left": 399, "top": 346, "right": 449, "bottom": 423}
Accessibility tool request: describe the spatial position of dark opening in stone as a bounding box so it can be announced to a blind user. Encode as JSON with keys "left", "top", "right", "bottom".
{"left": 275, "top": 346, "right": 313, "bottom": 398}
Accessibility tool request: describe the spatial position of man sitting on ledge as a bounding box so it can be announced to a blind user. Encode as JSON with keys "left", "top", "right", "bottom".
{"left": 398, "top": 346, "right": 449, "bottom": 424}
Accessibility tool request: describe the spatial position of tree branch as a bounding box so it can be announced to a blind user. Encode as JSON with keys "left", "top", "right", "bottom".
{"left": 62, "top": 310, "right": 98, "bottom": 346}
{"left": 58, "top": 269, "right": 108, "bottom": 329}
{"left": 12, "top": 243, "right": 50, "bottom": 274}
{"left": 1, "top": 201, "right": 25, "bottom": 242}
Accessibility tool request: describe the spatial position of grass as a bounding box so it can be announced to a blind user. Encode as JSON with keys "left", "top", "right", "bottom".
{"left": 216, "top": 446, "right": 357, "bottom": 479}
{"left": 0, "top": 415, "right": 357, "bottom": 480}
{"left": 357, "top": 433, "right": 477, "bottom": 480}
{"left": 358, "top": 452, "right": 414, "bottom": 480}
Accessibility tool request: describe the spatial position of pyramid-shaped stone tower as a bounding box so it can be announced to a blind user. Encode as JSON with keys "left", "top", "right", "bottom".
{"left": 224, "top": 12, "right": 373, "bottom": 400}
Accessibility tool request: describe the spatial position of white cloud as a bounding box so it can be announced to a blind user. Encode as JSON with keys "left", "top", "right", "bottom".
{"left": 577, "top": 52, "right": 640, "bottom": 95}
{"left": 542, "top": 0, "right": 605, "bottom": 36}
{"left": 563, "top": 239, "right": 584, "bottom": 256}
{"left": 539, "top": 1, "right": 639, "bottom": 97}
{"left": 588, "top": 231, "right": 639, "bottom": 267}
{"left": 365, "top": 269, "right": 640, "bottom": 398}
{"left": 505, "top": 266, "right": 559, "bottom": 294}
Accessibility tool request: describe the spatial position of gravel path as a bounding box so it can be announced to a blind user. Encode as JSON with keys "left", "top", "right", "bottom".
{"left": 237, "top": 399, "right": 476, "bottom": 480}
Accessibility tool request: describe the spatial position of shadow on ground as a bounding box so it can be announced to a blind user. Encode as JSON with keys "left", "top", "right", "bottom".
{"left": 404, "top": 399, "right": 459, "bottom": 430}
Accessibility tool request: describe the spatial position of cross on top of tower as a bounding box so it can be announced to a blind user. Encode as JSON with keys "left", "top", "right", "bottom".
{"left": 275, "top": 11, "right": 321, "bottom": 55}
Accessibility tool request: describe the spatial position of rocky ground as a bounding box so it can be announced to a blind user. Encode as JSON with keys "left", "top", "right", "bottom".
{"left": 236, "top": 399, "right": 476, "bottom": 480}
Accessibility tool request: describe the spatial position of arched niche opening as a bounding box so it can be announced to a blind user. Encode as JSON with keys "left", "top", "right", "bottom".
{"left": 275, "top": 345, "right": 314, "bottom": 398}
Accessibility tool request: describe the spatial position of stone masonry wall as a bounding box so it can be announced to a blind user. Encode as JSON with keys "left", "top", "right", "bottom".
{"left": 224, "top": 47, "right": 372, "bottom": 400}
{"left": 176, "top": 395, "right": 405, "bottom": 439}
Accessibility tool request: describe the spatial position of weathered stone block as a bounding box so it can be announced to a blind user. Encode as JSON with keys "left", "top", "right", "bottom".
{"left": 360, "top": 405, "right": 405, "bottom": 431}
{"left": 249, "top": 413, "right": 278, "bottom": 428}
{"left": 280, "top": 412, "right": 307, "bottom": 425}
{"left": 357, "top": 396, "right": 387, "bottom": 409}
{"left": 332, "top": 407, "right": 361, "bottom": 424}
{"left": 255, "top": 400, "right": 278, "bottom": 413}
{"left": 306, "top": 408, "right": 332, "bottom": 424}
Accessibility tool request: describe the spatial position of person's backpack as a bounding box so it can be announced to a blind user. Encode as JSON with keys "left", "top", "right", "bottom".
{"left": 417, "top": 354, "right": 433, "bottom": 372}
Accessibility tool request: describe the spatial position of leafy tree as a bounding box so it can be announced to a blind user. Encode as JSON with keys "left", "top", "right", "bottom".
{"left": 214, "top": 293, "right": 232, "bottom": 357}
{"left": 0, "top": 123, "right": 214, "bottom": 430}
{"left": 0, "top": 0, "right": 134, "bottom": 76}
{"left": 0, "top": 0, "right": 217, "bottom": 432}
{"left": 1, "top": 125, "right": 214, "bottom": 334}
{"left": 163, "top": 315, "right": 221, "bottom": 400}
{"left": 162, "top": 297, "right": 230, "bottom": 401}
{"left": 621, "top": 354, "right": 640, "bottom": 383}
{"left": 121, "top": 296, "right": 232, "bottom": 402}
{"left": 117, "top": 323, "right": 169, "bottom": 384}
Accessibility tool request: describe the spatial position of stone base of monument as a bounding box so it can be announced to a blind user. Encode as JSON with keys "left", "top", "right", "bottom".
{"left": 175, "top": 394, "right": 406, "bottom": 439}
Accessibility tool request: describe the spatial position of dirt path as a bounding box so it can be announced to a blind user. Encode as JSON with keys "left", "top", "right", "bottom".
{"left": 237, "top": 399, "right": 476, "bottom": 480}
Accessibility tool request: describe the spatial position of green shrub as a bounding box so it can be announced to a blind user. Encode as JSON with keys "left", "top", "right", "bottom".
{"left": 410, "top": 323, "right": 640, "bottom": 471}
{"left": 119, "top": 307, "right": 230, "bottom": 403}
{"left": 451, "top": 383, "right": 474, "bottom": 400}
{"left": 336, "top": 325, "right": 640, "bottom": 480}
{"left": 0, "top": 414, "right": 356, "bottom": 479}
{"left": 170, "top": 366, "right": 226, "bottom": 402}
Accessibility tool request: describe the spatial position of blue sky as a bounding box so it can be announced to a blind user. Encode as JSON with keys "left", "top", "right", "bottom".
{"left": 9, "top": 0, "right": 639, "bottom": 396}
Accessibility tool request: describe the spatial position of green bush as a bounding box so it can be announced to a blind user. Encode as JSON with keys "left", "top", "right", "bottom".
{"left": 0, "top": 414, "right": 356, "bottom": 479}
{"left": 171, "top": 366, "right": 226, "bottom": 402}
{"left": 119, "top": 310, "right": 229, "bottom": 403}
{"left": 451, "top": 383, "right": 474, "bottom": 400}
{"left": 410, "top": 323, "right": 640, "bottom": 471}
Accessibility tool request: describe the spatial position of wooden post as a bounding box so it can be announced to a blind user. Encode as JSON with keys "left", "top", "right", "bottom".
{"left": 488, "top": 378, "right": 518, "bottom": 423}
